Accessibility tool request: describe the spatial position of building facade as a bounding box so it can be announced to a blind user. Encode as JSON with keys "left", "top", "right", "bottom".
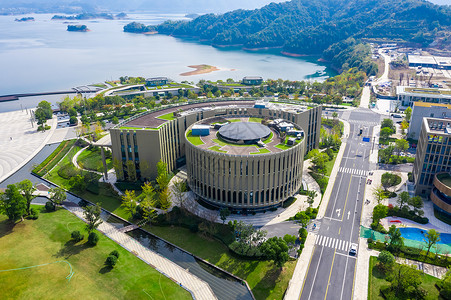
{"left": 145, "top": 77, "right": 169, "bottom": 87}
{"left": 430, "top": 173, "right": 451, "bottom": 217}
{"left": 109, "top": 99, "right": 321, "bottom": 182}
{"left": 413, "top": 117, "right": 451, "bottom": 197}
{"left": 408, "top": 102, "right": 451, "bottom": 140}
{"left": 242, "top": 76, "right": 263, "bottom": 85}
{"left": 397, "top": 86, "right": 451, "bottom": 107}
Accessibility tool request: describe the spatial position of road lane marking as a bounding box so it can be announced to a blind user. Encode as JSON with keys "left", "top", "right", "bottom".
{"left": 299, "top": 245, "right": 316, "bottom": 300}
{"left": 338, "top": 227, "right": 341, "bottom": 235}
{"left": 340, "top": 176, "right": 353, "bottom": 222}
{"left": 324, "top": 249, "right": 336, "bottom": 300}
{"left": 335, "top": 252, "right": 356, "bottom": 259}
{"left": 306, "top": 245, "right": 325, "bottom": 300}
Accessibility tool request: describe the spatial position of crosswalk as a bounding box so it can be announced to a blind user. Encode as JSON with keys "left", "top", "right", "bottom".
{"left": 348, "top": 120, "right": 379, "bottom": 126}
{"left": 315, "top": 235, "right": 352, "bottom": 252}
{"left": 338, "top": 167, "right": 368, "bottom": 176}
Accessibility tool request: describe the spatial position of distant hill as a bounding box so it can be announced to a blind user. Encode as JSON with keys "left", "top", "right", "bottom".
{"left": 155, "top": 0, "right": 451, "bottom": 55}
{"left": 0, "top": 0, "right": 284, "bottom": 14}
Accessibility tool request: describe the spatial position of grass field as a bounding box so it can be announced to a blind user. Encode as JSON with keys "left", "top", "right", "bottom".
{"left": 250, "top": 148, "right": 271, "bottom": 155}
{"left": 146, "top": 225, "right": 296, "bottom": 300}
{"left": 324, "top": 150, "right": 339, "bottom": 177}
{"left": 275, "top": 143, "right": 293, "bottom": 151}
{"left": 368, "top": 256, "right": 440, "bottom": 300}
{"left": 249, "top": 117, "right": 263, "bottom": 123}
{"left": 157, "top": 112, "right": 177, "bottom": 121}
{"left": 77, "top": 147, "right": 113, "bottom": 173}
{"left": 186, "top": 131, "right": 204, "bottom": 145}
{"left": 0, "top": 207, "right": 191, "bottom": 300}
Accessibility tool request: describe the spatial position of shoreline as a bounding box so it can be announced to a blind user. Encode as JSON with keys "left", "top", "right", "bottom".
{"left": 280, "top": 51, "right": 308, "bottom": 57}
{"left": 180, "top": 64, "right": 220, "bottom": 76}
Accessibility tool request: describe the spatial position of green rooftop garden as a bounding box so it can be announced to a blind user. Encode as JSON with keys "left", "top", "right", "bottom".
{"left": 208, "top": 146, "right": 227, "bottom": 153}
{"left": 186, "top": 130, "right": 205, "bottom": 145}
{"left": 405, "top": 87, "right": 451, "bottom": 96}
{"left": 157, "top": 112, "right": 177, "bottom": 121}
{"left": 250, "top": 148, "right": 271, "bottom": 155}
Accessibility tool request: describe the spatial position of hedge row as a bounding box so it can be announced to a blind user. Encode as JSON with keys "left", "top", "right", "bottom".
{"left": 32, "top": 139, "right": 76, "bottom": 176}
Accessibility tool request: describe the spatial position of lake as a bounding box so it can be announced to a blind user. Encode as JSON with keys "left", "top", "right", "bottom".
{"left": 0, "top": 13, "right": 336, "bottom": 105}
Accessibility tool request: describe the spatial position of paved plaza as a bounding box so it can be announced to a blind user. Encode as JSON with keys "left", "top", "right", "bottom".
{"left": 0, "top": 110, "right": 56, "bottom": 183}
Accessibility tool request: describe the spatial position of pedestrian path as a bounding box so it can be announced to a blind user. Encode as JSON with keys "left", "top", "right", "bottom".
{"left": 307, "top": 220, "right": 321, "bottom": 235}
{"left": 348, "top": 120, "right": 379, "bottom": 126}
{"left": 64, "top": 204, "right": 217, "bottom": 300}
{"left": 338, "top": 167, "right": 368, "bottom": 177}
{"left": 315, "top": 235, "right": 353, "bottom": 253}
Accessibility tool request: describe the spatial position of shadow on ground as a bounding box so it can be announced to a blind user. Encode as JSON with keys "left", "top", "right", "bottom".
{"left": 54, "top": 240, "right": 90, "bottom": 259}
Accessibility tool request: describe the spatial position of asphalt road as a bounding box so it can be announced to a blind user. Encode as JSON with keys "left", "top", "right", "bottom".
{"left": 300, "top": 108, "right": 381, "bottom": 300}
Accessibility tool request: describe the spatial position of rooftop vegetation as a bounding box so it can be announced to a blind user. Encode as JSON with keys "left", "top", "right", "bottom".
{"left": 186, "top": 130, "right": 205, "bottom": 146}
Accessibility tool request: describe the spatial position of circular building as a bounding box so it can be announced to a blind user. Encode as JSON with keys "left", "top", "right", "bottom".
{"left": 185, "top": 116, "right": 305, "bottom": 211}
{"left": 431, "top": 172, "right": 451, "bottom": 217}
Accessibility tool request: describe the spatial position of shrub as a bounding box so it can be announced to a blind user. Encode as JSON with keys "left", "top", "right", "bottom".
{"left": 368, "top": 237, "right": 374, "bottom": 244}
{"left": 110, "top": 250, "right": 120, "bottom": 258}
{"left": 58, "top": 163, "right": 79, "bottom": 179}
{"left": 29, "top": 208, "right": 39, "bottom": 220}
{"left": 105, "top": 255, "right": 118, "bottom": 267}
{"left": 299, "top": 228, "right": 308, "bottom": 239}
{"left": 269, "top": 207, "right": 277, "bottom": 212}
{"left": 45, "top": 201, "right": 55, "bottom": 212}
{"left": 88, "top": 232, "right": 99, "bottom": 246}
{"left": 71, "top": 230, "right": 84, "bottom": 242}
{"left": 189, "top": 224, "right": 199, "bottom": 233}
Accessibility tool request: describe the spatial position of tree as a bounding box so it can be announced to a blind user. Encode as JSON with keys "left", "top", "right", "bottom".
{"left": 105, "top": 255, "right": 118, "bottom": 267}
{"left": 113, "top": 158, "right": 124, "bottom": 181}
{"left": 121, "top": 190, "right": 137, "bottom": 217}
{"left": 373, "top": 185, "right": 387, "bottom": 204}
{"left": 307, "top": 190, "right": 317, "bottom": 207}
{"left": 405, "top": 107, "right": 412, "bottom": 122}
{"left": 381, "top": 118, "right": 395, "bottom": 131}
{"left": 296, "top": 211, "right": 311, "bottom": 228}
{"left": 372, "top": 204, "right": 388, "bottom": 223}
{"left": 390, "top": 264, "right": 423, "bottom": 298}
{"left": 172, "top": 179, "right": 187, "bottom": 209}
{"left": 156, "top": 160, "right": 170, "bottom": 191}
{"left": 0, "top": 184, "right": 27, "bottom": 222}
{"left": 261, "top": 237, "right": 289, "bottom": 268}
{"left": 309, "top": 150, "right": 329, "bottom": 175}
{"left": 83, "top": 203, "right": 103, "bottom": 233}
{"left": 69, "top": 174, "right": 87, "bottom": 192}
{"left": 48, "top": 187, "right": 66, "bottom": 206}
{"left": 377, "top": 250, "right": 395, "bottom": 272}
{"left": 283, "top": 234, "right": 297, "bottom": 250}
{"left": 400, "top": 120, "right": 409, "bottom": 134}
{"left": 397, "top": 191, "right": 410, "bottom": 210}
{"left": 71, "top": 230, "right": 84, "bottom": 242}
{"left": 424, "top": 229, "right": 440, "bottom": 257}
{"left": 380, "top": 127, "right": 393, "bottom": 140}
{"left": 125, "top": 160, "right": 136, "bottom": 181}
{"left": 36, "top": 100, "right": 53, "bottom": 119}
{"left": 395, "top": 139, "right": 408, "bottom": 155}
{"left": 112, "top": 116, "right": 119, "bottom": 124}
{"left": 140, "top": 199, "right": 157, "bottom": 224}
{"left": 381, "top": 173, "right": 401, "bottom": 191}
{"left": 219, "top": 207, "right": 231, "bottom": 224}
{"left": 388, "top": 225, "right": 404, "bottom": 252}
{"left": 16, "top": 179, "right": 36, "bottom": 215}
{"left": 88, "top": 232, "right": 99, "bottom": 246}
{"left": 438, "top": 270, "right": 451, "bottom": 299}
{"left": 158, "top": 188, "right": 171, "bottom": 211}
{"left": 332, "top": 111, "right": 338, "bottom": 119}
{"left": 408, "top": 196, "right": 423, "bottom": 214}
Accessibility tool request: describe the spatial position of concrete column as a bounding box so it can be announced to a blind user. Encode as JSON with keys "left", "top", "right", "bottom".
{"left": 100, "top": 146, "right": 108, "bottom": 180}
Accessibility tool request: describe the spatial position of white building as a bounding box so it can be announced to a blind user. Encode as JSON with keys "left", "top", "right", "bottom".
{"left": 396, "top": 86, "right": 451, "bottom": 107}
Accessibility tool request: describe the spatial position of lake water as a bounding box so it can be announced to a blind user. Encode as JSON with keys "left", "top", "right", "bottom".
{"left": 0, "top": 13, "right": 335, "bottom": 108}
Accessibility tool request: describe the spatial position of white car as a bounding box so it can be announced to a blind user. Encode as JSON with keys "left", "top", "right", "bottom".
{"left": 349, "top": 243, "right": 358, "bottom": 255}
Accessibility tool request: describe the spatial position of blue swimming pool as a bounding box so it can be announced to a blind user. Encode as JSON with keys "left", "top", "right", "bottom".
{"left": 399, "top": 227, "right": 451, "bottom": 244}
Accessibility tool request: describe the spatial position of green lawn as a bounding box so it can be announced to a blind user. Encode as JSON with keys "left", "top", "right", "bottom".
{"left": 368, "top": 256, "right": 440, "bottom": 300}
{"left": 250, "top": 148, "right": 271, "bottom": 155}
{"left": 33, "top": 140, "right": 76, "bottom": 177}
{"left": 208, "top": 146, "right": 227, "bottom": 153}
{"left": 0, "top": 207, "right": 190, "bottom": 300}
{"left": 145, "top": 225, "right": 296, "bottom": 300}
{"left": 226, "top": 118, "right": 242, "bottom": 123}
{"left": 77, "top": 147, "right": 113, "bottom": 173}
{"left": 157, "top": 112, "right": 177, "bottom": 121}
{"left": 263, "top": 132, "right": 274, "bottom": 144}
{"left": 249, "top": 117, "right": 263, "bottom": 123}
{"left": 44, "top": 145, "right": 129, "bottom": 220}
{"left": 186, "top": 131, "right": 205, "bottom": 145}
{"left": 275, "top": 144, "right": 293, "bottom": 151}
{"left": 324, "top": 150, "right": 338, "bottom": 177}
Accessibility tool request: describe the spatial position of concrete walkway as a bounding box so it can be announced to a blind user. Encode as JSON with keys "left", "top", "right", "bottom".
{"left": 359, "top": 86, "right": 371, "bottom": 109}
{"left": 64, "top": 203, "right": 217, "bottom": 300}
{"left": 284, "top": 119, "right": 351, "bottom": 300}
{"left": 0, "top": 110, "right": 57, "bottom": 183}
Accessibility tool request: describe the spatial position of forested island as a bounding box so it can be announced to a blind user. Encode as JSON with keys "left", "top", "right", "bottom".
{"left": 67, "top": 25, "right": 89, "bottom": 32}
{"left": 123, "top": 22, "right": 156, "bottom": 34}
{"left": 14, "top": 17, "right": 34, "bottom": 22}
{"left": 53, "top": 12, "right": 127, "bottom": 20}
{"left": 129, "top": 0, "right": 450, "bottom": 75}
